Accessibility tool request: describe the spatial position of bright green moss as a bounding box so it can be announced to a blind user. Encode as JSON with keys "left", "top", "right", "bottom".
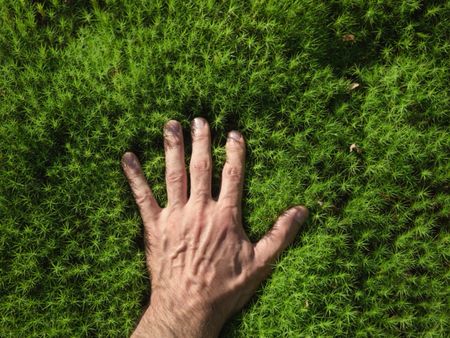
{"left": 0, "top": 0, "right": 448, "bottom": 336}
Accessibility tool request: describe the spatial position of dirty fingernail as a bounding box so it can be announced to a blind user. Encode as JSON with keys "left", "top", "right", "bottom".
{"left": 228, "top": 130, "right": 241, "bottom": 142}
{"left": 294, "top": 207, "right": 309, "bottom": 223}
{"left": 165, "top": 121, "right": 180, "bottom": 134}
{"left": 122, "top": 152, "right": 138, "bottom": 170}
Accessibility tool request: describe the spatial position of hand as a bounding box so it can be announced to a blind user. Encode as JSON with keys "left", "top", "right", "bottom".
{"left": 122, "top": 117, "right": 309, "bottom": 338}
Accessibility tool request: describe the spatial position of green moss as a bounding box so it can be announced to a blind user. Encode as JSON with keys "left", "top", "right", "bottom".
{"left": 1, "top": 0, "right": 448, "bottom": 336}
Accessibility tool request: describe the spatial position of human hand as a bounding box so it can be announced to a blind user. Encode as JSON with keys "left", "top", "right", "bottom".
{"left": 122, "top": 117, "right": 309, "bottom": 338}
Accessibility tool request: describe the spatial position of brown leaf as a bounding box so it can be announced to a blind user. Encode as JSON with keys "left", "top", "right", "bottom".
{"left": 342, "top": 34, "right": 356, "bottom": 42}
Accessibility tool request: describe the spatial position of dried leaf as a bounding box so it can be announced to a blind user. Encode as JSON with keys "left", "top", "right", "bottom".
{"left": 342, "top": 34, "right": 355, "bottom": 42}
{"left": 349, "top": 82, "right": 360, "bottom": 90}
{"left": 350, "top": 143, "right": 362, "bottom": 153}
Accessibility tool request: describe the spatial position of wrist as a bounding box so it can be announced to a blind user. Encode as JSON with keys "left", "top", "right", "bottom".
{"left": 132, "top": 292, "right": 223, "bottom": 338}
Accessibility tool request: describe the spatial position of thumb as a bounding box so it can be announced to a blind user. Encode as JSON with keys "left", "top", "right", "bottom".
{"left": 253, "top": 205, "right": 309, "bottom": 269}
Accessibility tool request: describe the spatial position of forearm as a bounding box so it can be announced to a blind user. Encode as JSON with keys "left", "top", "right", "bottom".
{"left": 131, "top": 294, "right": 223, "bottom": 338}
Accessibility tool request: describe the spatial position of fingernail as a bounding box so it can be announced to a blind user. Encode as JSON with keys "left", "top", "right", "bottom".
{"left": 192, "top": 117, "right": 205, "bottom": 130}
{"left": 228, "top": 130, "right": 241, "bottom": 142}
{"left": 122, "top": 152, "right": 138, "bottom": 170}
{"left": 294, "top": 207, "right": 308, "bottom": 223}
{"left": 165, "top": 121, "right": 180, "bottom": 134}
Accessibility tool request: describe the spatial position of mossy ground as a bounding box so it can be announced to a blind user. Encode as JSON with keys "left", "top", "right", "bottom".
{"left": 1, "top": 0, "right": 449, "bottom": 336}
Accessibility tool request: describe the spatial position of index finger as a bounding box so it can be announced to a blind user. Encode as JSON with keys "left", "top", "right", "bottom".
{"left": 122, "top": 152, "right": 162, "bottom": 222}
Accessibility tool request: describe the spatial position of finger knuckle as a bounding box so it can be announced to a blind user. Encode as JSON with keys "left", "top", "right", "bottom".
{"left": 224, "top": 164, "right": 242, "bottom": 181}
{"left": 166, "top": 171, "right": 185, "bottom": 184}
{"left": 192, "top": 159, "right": 211, "bottom": 172}
{"left": 135, "top": 190, "right": 153, "bottom": 206}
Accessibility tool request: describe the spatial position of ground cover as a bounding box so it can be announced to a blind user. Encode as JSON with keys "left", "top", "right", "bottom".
{"left": 0, "top": 0, "right": 448, "bottom": 336}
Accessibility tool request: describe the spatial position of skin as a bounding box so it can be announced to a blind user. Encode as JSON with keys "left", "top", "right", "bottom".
{"left": 121, "top": 117, "right": 309, "bottom": 338}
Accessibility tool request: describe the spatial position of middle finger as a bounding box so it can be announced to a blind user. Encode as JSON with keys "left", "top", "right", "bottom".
{"left": 189, "top": 117, "right": 212, "bottom": 204}
{"left": 164, "top": 120, "right": 188, "bottom": 208}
